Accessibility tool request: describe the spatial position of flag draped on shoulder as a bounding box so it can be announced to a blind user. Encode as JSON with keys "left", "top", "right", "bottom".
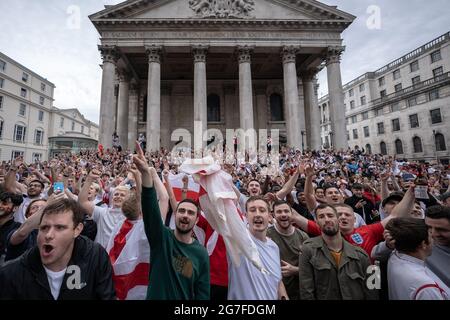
{"left": 180, "top": 156, "right": 266, "bottom": 274}
{"left": 106, "top": 219, "right": 150, "bottom": 300}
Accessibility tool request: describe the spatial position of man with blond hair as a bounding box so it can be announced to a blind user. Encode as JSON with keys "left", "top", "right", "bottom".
{"left": 78, "top": 170, "right": 130, "bottom": 248}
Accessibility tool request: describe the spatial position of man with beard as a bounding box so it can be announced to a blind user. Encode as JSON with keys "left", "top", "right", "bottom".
{"left": 134, "top": 142, "right": 210, "bottom": 300}
{"left": 0, "top": 192, "right": 23, "bottom": 266}
{"left": 267, "top": 200, "right": 309, "bottom": 300}
{"left": 227, "top": 196, "right": 288, "bottom": 300}
{"left": 0, "top": 198, "right": 115, "bottom": 300}
{"left": 299, "top": 204, "right": 376, "bottom": 300}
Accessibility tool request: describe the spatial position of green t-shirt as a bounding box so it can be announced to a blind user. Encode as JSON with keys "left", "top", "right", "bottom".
{"left": 267, "top": 225, "right": 309, "bottom": 300}
{"left": 142, "top": 187, "right": 210, "bottom": 300}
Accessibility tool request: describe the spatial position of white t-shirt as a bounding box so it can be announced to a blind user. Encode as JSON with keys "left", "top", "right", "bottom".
{"left": 228, "top": 234, "right": 282, "bottom": 300}
{"left": 13, "top": 193, "right": 47, "bottom": 223}
{"left": 388, "top": 251, "right": 449, "bottom": 300}
{"left": 92, "top": 206, "right": 125, "bottom": 248}
{"left": 44, "top": 266, "right": 67, "bottom": 300}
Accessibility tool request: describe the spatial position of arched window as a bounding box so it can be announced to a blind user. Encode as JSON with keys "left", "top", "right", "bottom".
{"left": 365, "top": 144, "right": 372, "bottom": 154}
{"left": 413, "top": 136, "right": 423, "bottom": 153}
{"left": 270, "top": 94, "right": 284, "bottom": 121}
{"left": 207, "top": 94, "right": 220, "bottom": 122}
{"left": 435, "top": 133, "right": 447, "bottom": 151}
{"left": 380, "top": 141, "right": 387, "bottom": 155}
{"left": 395, "top": 139, "right": 404, "bottom": 154}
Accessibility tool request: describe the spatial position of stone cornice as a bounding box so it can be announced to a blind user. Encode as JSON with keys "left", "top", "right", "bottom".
{"left": 92, "top": 18, "right": 352, "bottom": 29}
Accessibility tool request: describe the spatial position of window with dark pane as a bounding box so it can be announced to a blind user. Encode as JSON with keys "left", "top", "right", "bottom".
{"left": 207, "top": 94, "right": 221, "bottom": 122}
{"left": 269, "top": 93, "right": 284, "bottom": 121}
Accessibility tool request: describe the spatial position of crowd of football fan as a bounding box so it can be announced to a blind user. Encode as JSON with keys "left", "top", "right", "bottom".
{"left": 0, "top": 142, "right": 449, "bottom": 300}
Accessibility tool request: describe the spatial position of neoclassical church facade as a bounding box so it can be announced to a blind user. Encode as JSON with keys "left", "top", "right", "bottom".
{"left": 90, "top": 0, "right": 354, "bottom": 151}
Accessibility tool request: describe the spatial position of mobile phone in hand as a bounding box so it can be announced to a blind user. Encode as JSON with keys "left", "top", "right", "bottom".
{"left": 53, "top": 182, "right": 64, "bottom": 194}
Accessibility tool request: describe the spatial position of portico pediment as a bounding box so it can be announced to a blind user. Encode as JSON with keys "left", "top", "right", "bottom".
{"left": 90, "top": 0, "right": 355, "bottom": 23}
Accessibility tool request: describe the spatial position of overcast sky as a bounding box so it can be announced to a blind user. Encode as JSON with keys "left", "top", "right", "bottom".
{"left": 0, "top": 0, "right": 448, "bottom": 124}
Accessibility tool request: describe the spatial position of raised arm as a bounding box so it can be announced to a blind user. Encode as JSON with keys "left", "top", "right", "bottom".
{"left": 5, "top": 157, "right": 23, "bottom": 194}
{"left": 150, "top": 167, "right": 169, "bottom": 223}
{"left": 9, "top": 193, "right": 62, "bottom": 245}
{"left": 380, "top": 171, "right": 390, "bottom": 201}
{"left": 290, "top": 207, "right": 311, "bottom": 234}
{"left": 162, "top": 169, "right": 179, "bottom": 212}
{"left": 276, "top": 166, "right": 300, "bottom": 200}
{"left": 78, "top": 170, "right": 99, "bottom": 216}
{"left": 304, "top": 164, "right": 318, "bottom": 213}
{"left": 391, "top": 175, "right": 401, "bottom": 192}
{"left": 30, "top": 167, "right": 50, "bottom": 185}
{"left": 382, "top": 184, "right": 415, "bottom": 227}
{"left": 9, "top": 206, "right": 44, "bottom": 246}
{"left": 133, "top": 141, "right": 164, "bottom": 247}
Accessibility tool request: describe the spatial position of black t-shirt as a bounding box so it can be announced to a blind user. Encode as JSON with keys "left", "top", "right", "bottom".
{"left": 0, "top": 218, "right": 21, "bottom": 261}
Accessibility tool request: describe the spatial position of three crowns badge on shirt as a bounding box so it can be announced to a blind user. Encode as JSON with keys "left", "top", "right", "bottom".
{"left": 350, "top": 233, "right": 364, "bottom": 245}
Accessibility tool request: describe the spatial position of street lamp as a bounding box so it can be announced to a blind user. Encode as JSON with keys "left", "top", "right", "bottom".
{"left": 301, "top": 130, "right": 305, "bottom": 151}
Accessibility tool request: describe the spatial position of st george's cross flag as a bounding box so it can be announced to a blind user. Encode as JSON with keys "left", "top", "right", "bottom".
{"left": 106, "top": 219, "right": 150, "bottom": 300}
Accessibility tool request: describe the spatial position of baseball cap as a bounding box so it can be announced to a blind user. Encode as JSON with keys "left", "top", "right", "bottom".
{"left": 382, "top": 191, "right": 404, "bottom": 207}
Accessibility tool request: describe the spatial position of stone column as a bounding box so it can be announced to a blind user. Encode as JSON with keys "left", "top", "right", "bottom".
{"left": 117, "top": 72, "right": 130, "bottom": 151}
{"left": 312, "top": 79, "right": 322, "bottom": 150}
{"left": 161, "top": 84, "right": 172, "bottom": 150}
{"left": 302, "top": 69, "right": 321, "bottom": 151}
{"left": 98, "top": 45, "right": 118, "bottom": 148}
{"left": 282, "top": 46, "right": 302, "bottom": 149}
{"left": 237, "top": 46, "right": 256, "bottom": 149}
{"left": 297, "top": 78, "right": 306, "bottom": 148}
{"left": 192, "top": 45, "right": 208, "bottom": 153}
{"left": 145, "top": 45, "right": 162, "bottom": 152}
{"left": 326, "top": 46, "right": 347, "bottom": 150}
{"left": 127, "top": 81, "right": 139, "bottom": 151}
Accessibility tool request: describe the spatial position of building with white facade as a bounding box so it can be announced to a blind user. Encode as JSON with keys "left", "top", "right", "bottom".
{"left": 48, "top": 107, "right": 99, "bottom": 157}
{"left": 319, "top": 31, "right": 450, "bottom": 164}
{"left": 0, "top": 51, "right": 55, "bottom": 163}
{"left": 0, "top": 51, "right": 99, "bottom": 162}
